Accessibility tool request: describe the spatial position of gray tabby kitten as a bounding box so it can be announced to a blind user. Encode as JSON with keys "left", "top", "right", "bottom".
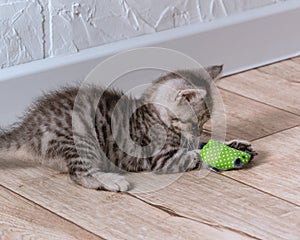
{"left": 0, "top": 66, "right": 256, "bottom": 192}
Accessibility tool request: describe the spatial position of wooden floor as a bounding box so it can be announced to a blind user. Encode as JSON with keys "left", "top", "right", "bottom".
{"left": 1, "top": 58, "right": 300, "bottom": 240}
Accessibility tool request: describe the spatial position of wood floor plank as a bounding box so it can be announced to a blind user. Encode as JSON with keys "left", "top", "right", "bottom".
{"left": 218, "top": 69, "right": 300, "bottom": 115}
{"left": 258, "top": 60, "right": 300, "bottom": 84}
{"left": 204, "top": 89, "right": 300, "bottom": 141}
{"left": 291, "top": 56, "right": 300, "bottom": 64}
{"left": 131, "top": 171, "right": 300, "bottom": 240}
{"left": 0, "top": 159, "right": 252, "bottom": 240}
{"left": 0, "top": 186, "right": 101, "bottom": 240}
{"left": 222, "top": 126, "right": 300, "bottom": 206}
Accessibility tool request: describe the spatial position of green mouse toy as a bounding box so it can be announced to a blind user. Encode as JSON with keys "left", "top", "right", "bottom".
{"left": 200, "top": 140, "right": 252, "bottom": 172}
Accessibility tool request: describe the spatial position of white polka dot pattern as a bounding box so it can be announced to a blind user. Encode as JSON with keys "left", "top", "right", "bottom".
{"left": 200, "top": 140, "right": 251, "bottom": 171}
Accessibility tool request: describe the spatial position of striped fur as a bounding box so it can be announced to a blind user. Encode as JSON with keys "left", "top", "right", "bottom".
{"left": 0, "top": 67, "right": 225, "bottom": 192}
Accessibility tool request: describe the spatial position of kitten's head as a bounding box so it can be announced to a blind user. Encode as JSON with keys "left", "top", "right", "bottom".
{"left": 142, "top": 65, "right": 223, "bottom": 139}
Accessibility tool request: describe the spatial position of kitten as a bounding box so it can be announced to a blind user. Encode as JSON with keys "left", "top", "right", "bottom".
{"left": 0, "top": 66, "right": 256, "bottom": 192}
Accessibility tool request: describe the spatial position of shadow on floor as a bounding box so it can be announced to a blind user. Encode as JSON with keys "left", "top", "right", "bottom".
{"left": 0, "top": 158, "right": 38, "bottom": 169}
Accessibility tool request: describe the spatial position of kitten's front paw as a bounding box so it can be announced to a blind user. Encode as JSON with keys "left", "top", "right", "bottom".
{"left": 98, "top": 173, "right": 131, "bottom": 192}
{"left": 185, "top": 150, "right": 207, "bottom": 171}
{"left": 226, "top": 139, "right": 258, "bottom": 160}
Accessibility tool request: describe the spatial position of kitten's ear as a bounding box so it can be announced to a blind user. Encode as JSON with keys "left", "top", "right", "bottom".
{"left": 175, "top": 89, "right": 206, "bottom": 104}
{"left": 205, "top": 65, "right": 223, "bottom": 80}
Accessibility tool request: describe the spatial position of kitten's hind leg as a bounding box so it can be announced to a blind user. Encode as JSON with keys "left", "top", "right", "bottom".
{"left": 64, "top": 135, "right": 131, "bottom": 191}
{"left": 70, "top": 168, "right": 131, "bottom": 192}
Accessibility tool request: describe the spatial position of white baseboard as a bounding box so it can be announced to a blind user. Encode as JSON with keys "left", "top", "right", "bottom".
{"left": 1, "top": 0, "right": 300, "bottom": 126}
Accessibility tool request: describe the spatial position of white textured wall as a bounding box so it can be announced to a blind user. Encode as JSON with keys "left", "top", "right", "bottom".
{"left": 0, "top": 0, "right": 288, "bottom": 68}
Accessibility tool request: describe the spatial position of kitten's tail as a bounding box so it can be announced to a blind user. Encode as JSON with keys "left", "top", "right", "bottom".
{"left": 0, "top": 127, "right": 28, "bottom": 159}
{"left": 0, "top": 128, "right": 11, "bottom": 149}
